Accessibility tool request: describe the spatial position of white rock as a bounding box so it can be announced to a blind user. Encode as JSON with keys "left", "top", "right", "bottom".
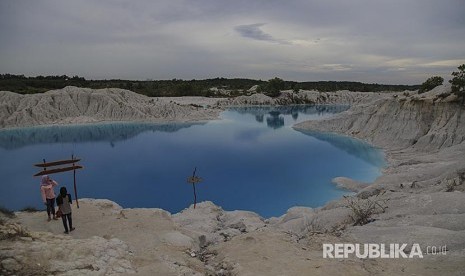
{"left": 1, "top": 258, "right": 21, "bottom": 271}
{"left": 162, "top": 231, "right": 195, "bottom": 248}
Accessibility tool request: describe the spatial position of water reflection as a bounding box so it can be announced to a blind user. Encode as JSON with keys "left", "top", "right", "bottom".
{"left": 0, "top": 105, "right": 349, "bottom": 149}
{"left": 266, "top": 111, "right": 285, "bottom": 129}
{"left": 0, "top": 122, "right": 203, "bottom": 150}
{"left": 298, "top": 130, "right": 386, "bottom": 167}
{"left": 231, "top": 105, "right": 349, "bottom": 117}
{"left": 229, "top": 105, "right": 349, "bottom": 129}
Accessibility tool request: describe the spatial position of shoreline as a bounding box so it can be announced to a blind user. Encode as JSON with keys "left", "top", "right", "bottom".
{"left": 1, "top": 103, "right": 385, "bottom": 217}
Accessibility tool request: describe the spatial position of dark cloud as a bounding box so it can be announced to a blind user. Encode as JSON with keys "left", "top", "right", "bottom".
{"left": 234, "top": 23, "right": 289, "bottom": 44}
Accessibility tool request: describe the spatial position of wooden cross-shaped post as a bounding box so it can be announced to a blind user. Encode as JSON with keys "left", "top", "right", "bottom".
{"left": 33, "top": 155, "right": 83, "bottom": 208}
{"left": 186, "top": 167, "right": 203, "bottom": 209}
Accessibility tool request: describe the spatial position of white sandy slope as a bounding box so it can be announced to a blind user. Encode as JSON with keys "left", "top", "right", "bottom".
{"left": 1, "top": 85, "right": 465, "bottom": 275}
{"left": 0, "top": 86, "right": 221, "bottom": 129}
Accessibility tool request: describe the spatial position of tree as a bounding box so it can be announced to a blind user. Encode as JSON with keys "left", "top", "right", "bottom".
{"left": 418, "top": 76, "right": 443, "bottom": 94}
{"left": 266, "top": 77, "right": 284, "bottom": 97}
{"left": 176, "top": 83, "right": 195, "bottom": 96}
{"left": 292, "top": 84, "right": 301, "bottom": 93}
{"left": 450, "top": 64, "right": 465, "bottom": 104}
{"left": 125, "top": 81, "right": 133, "bottom": 90}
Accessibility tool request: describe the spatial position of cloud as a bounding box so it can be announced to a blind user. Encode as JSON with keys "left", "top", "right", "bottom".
{"left": 234, "top": 23, "right": 290, "bottom": 45}
{"left": 0, "top": 0, "right": 464, "bottom": 84}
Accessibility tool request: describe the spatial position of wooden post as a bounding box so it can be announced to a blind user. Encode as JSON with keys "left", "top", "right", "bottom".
{"left": 187, "top": 167, "right": 202, "bottom": 209}
{"left": 192, "top": 167, "right": 197, "bottom": 209}
{"left": 192, "top": 182, "right": 197, "bottom": 209}
{"left": 72, "top": 154, "right": 79, "bottom": 208}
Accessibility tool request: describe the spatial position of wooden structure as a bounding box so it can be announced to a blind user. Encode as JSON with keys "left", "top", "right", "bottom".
{"left": 186, "top": 167, "right": 203, "bottom": 209}
{"left": 34, "top": 155, "right": 83, "bottom": 208}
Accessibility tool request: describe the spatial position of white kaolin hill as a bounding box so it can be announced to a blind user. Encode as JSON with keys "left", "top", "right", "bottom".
{"left": 0, "top": 86, "right": 220, "bottom": 129}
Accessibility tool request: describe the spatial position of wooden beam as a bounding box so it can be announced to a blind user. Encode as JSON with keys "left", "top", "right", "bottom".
{"left": 33, "top": 165, "right": 83, "bottom": 176}
{"left": 34, "top": 159, "right": 81, "bottom": 168}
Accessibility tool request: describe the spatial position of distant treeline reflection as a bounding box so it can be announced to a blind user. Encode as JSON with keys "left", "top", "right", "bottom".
{"left": 230, "top": 105, "right": 349, "bottom": 129}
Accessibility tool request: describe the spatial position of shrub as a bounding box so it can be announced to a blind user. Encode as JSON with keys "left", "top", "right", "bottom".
{"left": 418, "top": 76, "right": 443, "bottom": 94}
{"left": 344, "top": 192, "right": 388, "bottom": 226}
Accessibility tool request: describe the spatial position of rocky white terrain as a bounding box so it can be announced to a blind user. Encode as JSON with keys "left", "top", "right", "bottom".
{"left": 216, "top": 89, "right": 394, "bottom": 106}
{"left": 0, "top": 86, "right": 221, "bottom": 129}
{"left": 1, "top": 85, "right": 465, "bottom": 275}
{"left": 0, "top": 86, "right": 395, "bottom": 129}
{"left": 294, "top": 84, "right": 465, "bottom": 273}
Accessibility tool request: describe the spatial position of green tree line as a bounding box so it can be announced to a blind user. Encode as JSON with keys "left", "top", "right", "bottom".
{"left": 0, "top": 74, "right": 419, "bottom": 97}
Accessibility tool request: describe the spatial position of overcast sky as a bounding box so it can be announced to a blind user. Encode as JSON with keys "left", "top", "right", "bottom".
{"left": 1, "top": 0, "right": 464, "bottom": 84}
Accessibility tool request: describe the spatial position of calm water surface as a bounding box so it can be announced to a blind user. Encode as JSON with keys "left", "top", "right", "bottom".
{"left": 0, "top": 105, "right": 385, "bottom": 217}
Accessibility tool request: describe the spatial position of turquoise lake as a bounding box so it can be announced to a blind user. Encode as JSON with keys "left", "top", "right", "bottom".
{"left": 0, "top": 105, "right": 385, "bottom": 218}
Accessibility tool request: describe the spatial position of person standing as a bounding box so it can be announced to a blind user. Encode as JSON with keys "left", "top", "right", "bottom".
{"left": 56, "top": 187, "right": 75, "bottom": 234}
{"left": 40, "top": 175, "right": 58, "bottom": 221}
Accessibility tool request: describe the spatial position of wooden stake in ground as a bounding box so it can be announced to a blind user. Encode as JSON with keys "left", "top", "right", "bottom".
{"left": 186, "top": 167, "right": 203, "bottom": 209}
{"left": 72, "top": 154, "right": 79, "bottom": 208}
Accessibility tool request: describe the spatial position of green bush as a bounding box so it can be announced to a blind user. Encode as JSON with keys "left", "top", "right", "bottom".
{"left": 450, "top": 64, "right": 465, "bottom": 104}
{"left": 265, "top": 77, "right": 285, "bottom": 97}
{"left": 418, "top": 76, "right": 443, "bottom": 94}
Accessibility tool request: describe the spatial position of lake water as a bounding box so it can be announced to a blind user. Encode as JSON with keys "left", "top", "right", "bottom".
{"left": 0, "top": 105, "right": 385, "bottom": 218}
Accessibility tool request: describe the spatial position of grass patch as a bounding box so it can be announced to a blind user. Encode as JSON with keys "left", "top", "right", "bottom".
{"left": 0, "top": 206, "right": 15, "bottom": 218}
{"left": 20, "top": 206, "right": 41, "bottom": 212}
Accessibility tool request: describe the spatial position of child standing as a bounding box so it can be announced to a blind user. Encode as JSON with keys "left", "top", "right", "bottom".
{"left": 56, "top": 187, "right": 75, "bottom": 234}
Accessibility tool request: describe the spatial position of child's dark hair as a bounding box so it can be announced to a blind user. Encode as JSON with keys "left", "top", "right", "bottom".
{"left": 60, "top": 187, "right": 67, "bottom": 197}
